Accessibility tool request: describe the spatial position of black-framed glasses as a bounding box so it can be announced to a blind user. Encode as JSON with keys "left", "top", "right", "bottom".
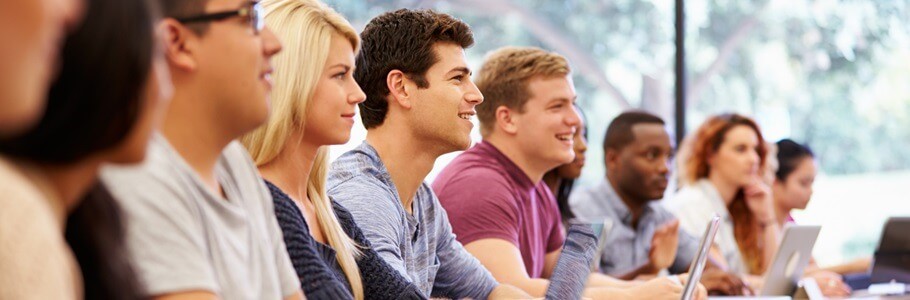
{"left": 175, "top": 1, "right": 264, "bottom": 34}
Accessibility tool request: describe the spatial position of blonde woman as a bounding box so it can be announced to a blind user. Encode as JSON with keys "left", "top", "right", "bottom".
{"left": 242, "top": 0, "right": 425, "bottom": 299}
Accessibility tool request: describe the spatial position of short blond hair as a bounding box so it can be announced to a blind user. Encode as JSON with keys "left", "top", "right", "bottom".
{"left": 475, "top": 46, "right": 571, "bottom": 136}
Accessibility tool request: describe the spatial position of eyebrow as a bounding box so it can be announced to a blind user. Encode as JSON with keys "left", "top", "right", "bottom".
{"left": 447, "top": 67, "right": 471, "bottom": 76}
{"left": 548, "top": 95, "right": 578, "bottom": 103}
{"left": 328, "top": 63, "right": 352, "bottom": 70}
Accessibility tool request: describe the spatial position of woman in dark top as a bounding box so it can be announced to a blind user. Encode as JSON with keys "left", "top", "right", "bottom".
{"left": 240, "top": 0, "right": 424, "bottom": 298}
{"left": 543, "top": 105, "right": 589, "bottom": 224}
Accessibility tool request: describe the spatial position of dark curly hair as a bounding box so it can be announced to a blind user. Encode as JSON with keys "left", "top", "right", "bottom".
{"left": 354, "top": 9, "right": 474, "bottom": 129}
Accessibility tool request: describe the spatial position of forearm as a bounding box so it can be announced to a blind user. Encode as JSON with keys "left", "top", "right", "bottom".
{"left": 614, "top": 262, "right": 659, "bottom": 281}
{"left": 820, "top": 257, "right": 872, "bottom": 275}
{"left": 500, "top": 277, "right": 552, "bottom": 297}
{"left": 760, "top": 223, "right": 781, "bottom": 273}
{"left": 582, "top": 286, "right": 634, "bottom": 299}
{"left": 586, "top": 272, "right": 639, "bottom": 288}
{"left": 487, "top": 284, "right": 532, "bottom": 299}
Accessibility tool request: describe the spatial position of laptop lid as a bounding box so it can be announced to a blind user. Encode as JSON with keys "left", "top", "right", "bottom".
{"left": 545, "top": 222, "right": 610, "bottom": 300}
{"left": 871, "top": 217, "right": 910, "bottom": 284}
{"left": 682, "top": 215, "right": 722, "bottom": 300}
{"left": 759, "top": 225, "right": 822, "bottom": 296}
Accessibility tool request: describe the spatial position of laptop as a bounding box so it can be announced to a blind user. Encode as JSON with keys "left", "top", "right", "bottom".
{"left": 544, "top": 221, "right": 612, "bottom": 300}
{"left": 758, "top": 225, "right": 822, "bottom": 296}
{"left": 710, "top": 225, "right": 820, "bottom": 300}
{"left": 870, "top": 217, "right": 910, "bottom": 284}
{"left": 682, "top": 215, "right": 723, "bottom": 300}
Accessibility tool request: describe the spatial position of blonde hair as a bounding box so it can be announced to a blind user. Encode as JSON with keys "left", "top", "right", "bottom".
{"left": 240, "top": 0, "right": 364, "bottom": 298}
{"left": 475, "top": 46, "right": 571, "bottom": 136}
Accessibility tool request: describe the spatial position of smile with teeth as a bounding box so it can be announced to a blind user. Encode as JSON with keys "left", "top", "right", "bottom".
{"left": 556, "top": 134, "right": 573, "bottom": 141}
{"left": 458, "top": 113, "right": 474, "bottom": 120}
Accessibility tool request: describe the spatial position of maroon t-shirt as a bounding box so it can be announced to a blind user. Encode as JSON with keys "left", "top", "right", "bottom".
{"left": 432, "top": 141, "right": 565, "bottom": 278}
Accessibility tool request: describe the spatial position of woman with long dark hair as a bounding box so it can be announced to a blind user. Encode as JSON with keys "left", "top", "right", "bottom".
{"left": 0, "top": 0, "right": 171, "bottom": 297}
{"left": 543, "top": 105, "right": 588, "bottom": 225}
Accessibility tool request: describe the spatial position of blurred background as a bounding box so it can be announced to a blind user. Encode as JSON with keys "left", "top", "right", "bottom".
{"left": 324, "top": 0, "right": 910, "bottom": 267}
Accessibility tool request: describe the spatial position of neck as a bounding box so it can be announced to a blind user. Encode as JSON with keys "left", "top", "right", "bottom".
{"left": 33, "top": 158, "right": 104, "bottom": 226}
{"left": 484, "top": 135, "right": 554, "bottom": 184}
{"left": 365, "top": 125, "right": 443, "bottom": 214}
{"left": 606, "top": 174, "right": 645, "bottom": 227}
{"left": 259, "top": 132, "right": 318, "bottom": 204}
{"left": 707, "top": 172, "right": 739, "bottom": 205}
{"left": 543, "top": 172, "right": 560, "bottom": 194}
{"left": 161, "top": 90, "right": 234, "bottom": 193}
{"left": 774, "top": 199, "right": 790, "bottom": 226}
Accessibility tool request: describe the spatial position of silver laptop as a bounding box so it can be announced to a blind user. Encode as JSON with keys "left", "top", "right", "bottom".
{"left": 759, "top": 225, "right": 822, "bottom": 296}
{"left": 682, "top": 215, "right": 723, "bottom": 300}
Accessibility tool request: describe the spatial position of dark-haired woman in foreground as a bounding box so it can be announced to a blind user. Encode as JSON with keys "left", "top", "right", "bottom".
{"left": 0, "top": 0, "right": 171, "bottom": 297}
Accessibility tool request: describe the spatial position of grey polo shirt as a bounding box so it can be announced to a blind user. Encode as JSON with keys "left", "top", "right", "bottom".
{"left": 569, "top": 178, "right": 699, "bottom": 276}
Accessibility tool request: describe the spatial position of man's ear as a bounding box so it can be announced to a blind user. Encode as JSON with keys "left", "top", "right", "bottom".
{"left": 386, "top": 70, "right": 412, "bottom": 109}
{"left": 605, "top": 148, "right": 620, "bottom": 171}
{"left": 495, "top": 106, "right": 518, "bottom": 135}
{"left": 159, "top": 19, "right": 197, "bottom": 72}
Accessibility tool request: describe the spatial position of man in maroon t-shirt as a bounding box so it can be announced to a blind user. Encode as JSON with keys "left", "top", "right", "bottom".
{"left": 433, "top": 46, "right": 703, "bottom": 299}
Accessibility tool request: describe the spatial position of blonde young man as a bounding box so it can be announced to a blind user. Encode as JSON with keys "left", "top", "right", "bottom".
{"left": 432, "top": 46, "right": 705, "bottom": 300}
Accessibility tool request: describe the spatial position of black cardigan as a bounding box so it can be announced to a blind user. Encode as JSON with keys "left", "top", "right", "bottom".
{"left": 266, "top": 180, "right": 426, "bottom": 300}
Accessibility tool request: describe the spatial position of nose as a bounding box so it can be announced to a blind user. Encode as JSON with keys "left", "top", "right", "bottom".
{"left": 566, "top": 106, "right": 581, "bottom": 127}
{"left": 657, "top": 155, "right": 670, "bottom": 175}
{"left": 259, "top": 27, "right": 283, "bottom": 58}
{"left": 577, "top": 136, "right": 588, "bottom": 153}
{"left": 464, "top": 78, "right": 483, "bottom": 105}
{"left": 349, "top": 81, "right": 366, "bottom": 104}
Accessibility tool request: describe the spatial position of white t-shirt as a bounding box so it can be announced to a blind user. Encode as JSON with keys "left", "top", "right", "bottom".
{"left": 664, "top": 179, "right": 749, "bottom": 274}
{"left": 101, "top": 134, "right": 298, "bottom": 299}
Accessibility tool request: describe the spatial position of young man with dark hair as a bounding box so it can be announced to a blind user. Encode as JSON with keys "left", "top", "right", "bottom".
{"left": 327, "top": 9, "right": 529, "bottom": 299}
{"left": 99, "top": 0, "right": 305, "bottom": 299}
{"left": 570, "top": 111, "right": 751, "bottom": 295}
{"left": 433, "top": 46, "right": 704, "bottom": 299}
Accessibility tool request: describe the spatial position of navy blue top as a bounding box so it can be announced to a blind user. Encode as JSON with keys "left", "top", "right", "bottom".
{"left": 266, "top": 180, "right": 426, "bottom": 300}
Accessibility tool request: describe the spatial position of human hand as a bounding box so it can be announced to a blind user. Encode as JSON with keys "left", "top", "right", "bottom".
{"left": 676, "top": 274, "right": 709, "bottom": 300}
{"left": 623, "top": 276, "right": 684, "bottom": 300}
{"left": 743, "top": 177, "right": 774, "bottom": 222}
{"left": 649, "top": 220, "right": 680, "bottom": 271}
{"left": 699, "top": 269, "right": 753, "bottom": 296}
{"left": 807, "top": 270, "right": 851, "bottom": 297}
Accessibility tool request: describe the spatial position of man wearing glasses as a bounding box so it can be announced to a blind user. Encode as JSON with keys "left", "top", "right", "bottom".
{"left": 101, "top": 0, "right": 304, "bottom": 299}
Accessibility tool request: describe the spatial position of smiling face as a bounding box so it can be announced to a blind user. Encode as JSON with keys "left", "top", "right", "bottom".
{"left": 193, "top": 0, "right": 282, "bottom": 137}
{"left": 555, "top": 114, "right": 588, "bottom": 180}
{"left": 511, "top": 75, "right": 580, "bottom": 170}
{"left": 304, "top": 33, "right": 366, "bottom": 146}
{"left": 409, "top": 42, "right": 484, "bottom": 152}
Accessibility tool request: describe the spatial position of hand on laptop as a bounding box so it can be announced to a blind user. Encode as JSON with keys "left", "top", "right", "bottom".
{"left": 621, "top": 275, "right": 703, "bottom": 300}
{"left": 806, "top": 270, "right": 851, "bottom": 297}
{"left": 649, "top": 220, "right": 680, "bottom": 272}
{"left": 699, "top": 268, "right": 754, "bottom": 296}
